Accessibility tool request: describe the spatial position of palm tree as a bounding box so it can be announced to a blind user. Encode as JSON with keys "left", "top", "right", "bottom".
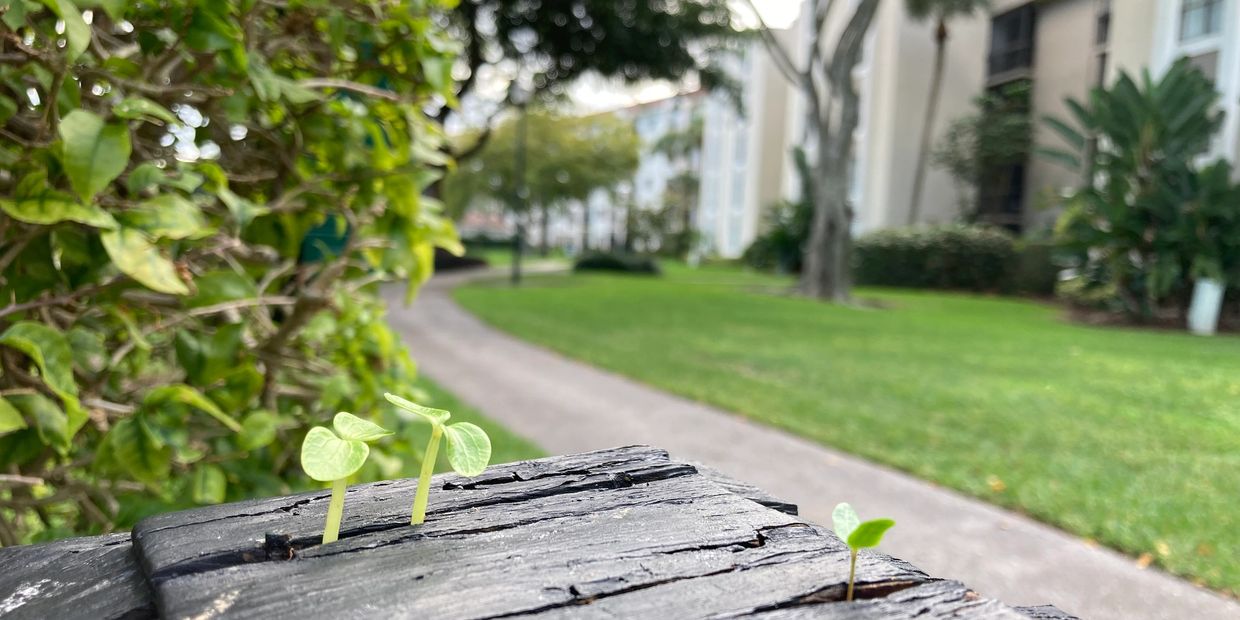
{"left": 905, "top": 0, "right": 990, "bottom": 226}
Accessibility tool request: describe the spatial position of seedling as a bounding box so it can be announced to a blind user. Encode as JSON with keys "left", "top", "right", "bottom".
{"left": 300, "top": 412, "right": 393, "bottom": 544}
{"left": 384, "top": 393, "right": 492, "bottom": 525}
{"left": 832, "top": 502, "right": 895, "bottom": 602}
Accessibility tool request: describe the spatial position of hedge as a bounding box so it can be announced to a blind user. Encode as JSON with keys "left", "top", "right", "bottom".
{"left": 853, "top": 226, "right": 1058, "bottom": 294}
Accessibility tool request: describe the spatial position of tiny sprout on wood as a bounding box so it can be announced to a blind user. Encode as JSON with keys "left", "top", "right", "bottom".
{"left": 384, "top": 393, "right": 492, "bottom": 525}
{"left": 832, "top": 502, "right": 895, "bottom": 602}
{"left": 300, "top": 412, "right": 393, "bottom": 544}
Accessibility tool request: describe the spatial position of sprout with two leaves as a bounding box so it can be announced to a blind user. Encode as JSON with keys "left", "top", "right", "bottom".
{"left": 832, "top": 502, "right": 896, "bottom": 602}
{"left": 300, "top": 412, "right": 393, "bottom": 544}
{"left": 385, "top": 393, "right": 492, "bottom": 524}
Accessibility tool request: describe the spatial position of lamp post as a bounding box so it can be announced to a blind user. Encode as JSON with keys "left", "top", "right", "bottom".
{"left": 511, "top": 86, "right": 530, "bottom": 286}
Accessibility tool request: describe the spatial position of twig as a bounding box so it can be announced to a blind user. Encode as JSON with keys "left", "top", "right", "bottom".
{"left": 0, "top": 474, "right": 45, "bottom": 487}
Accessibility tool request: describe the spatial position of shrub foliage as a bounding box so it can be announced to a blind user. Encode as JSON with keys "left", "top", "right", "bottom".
{"left": 573, "top": 252, "right": 661, "bottom": 275}
{"left": 853, "top": 226, "right": 1021, "bottom": 292}
{"left": 1042, "top": 59, "right": 1240, "bottom": 320}
{"left": 0, "top": 0, "right": 462, "bottom": 542}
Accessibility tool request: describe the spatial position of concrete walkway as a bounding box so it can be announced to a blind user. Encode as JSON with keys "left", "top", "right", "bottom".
{"left": 383, "top": 269, "right": 1239, "bottom": 620}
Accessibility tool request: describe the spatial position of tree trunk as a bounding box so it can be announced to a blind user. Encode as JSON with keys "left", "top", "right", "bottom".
{"left": 907, "top": 19, "right": 949, "bottom": 226}
{"left": 798, "top": 0, "right": 880, "bottom": 302}
{"left": 581, "top": 202, "right": 591, "bottom": 253}
{"left": 539, "top": 203, "right": 550, "bottom": 256}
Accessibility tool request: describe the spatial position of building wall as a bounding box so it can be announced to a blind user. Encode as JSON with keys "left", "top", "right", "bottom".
{"left": 696, "top": 34, "right": 794, "bottom": 258}
{"left": 865, "top": 2, "right": 991, "bottom": 231}
{"left": 1021, "top": 0, "right": 1105, "bottom": 230}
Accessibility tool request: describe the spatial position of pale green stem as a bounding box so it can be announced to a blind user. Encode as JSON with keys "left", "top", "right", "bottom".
{"left": 411, "top": 424, "right": 443, "bottom": 525}
{"left": 322, "top": 478, "right": 347, "bottom": 545}
{"left": 846, "top": 549, "right": 858, "bottom": 602}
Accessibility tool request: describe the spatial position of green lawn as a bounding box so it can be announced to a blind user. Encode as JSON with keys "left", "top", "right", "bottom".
{"left": 455, "top": 263, "right": 1240, "bottom": 593}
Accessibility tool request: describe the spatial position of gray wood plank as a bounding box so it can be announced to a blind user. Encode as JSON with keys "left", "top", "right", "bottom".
{"left": 136, "top": 446, "right": 1052, "bottom": 620}
{"left": 0, "top": 532, "right": 154, "bottom": 620}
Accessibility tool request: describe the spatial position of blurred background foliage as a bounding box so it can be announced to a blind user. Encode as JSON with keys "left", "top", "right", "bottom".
{"left": 0, "top": 0, "right": 465, "bottom": 543}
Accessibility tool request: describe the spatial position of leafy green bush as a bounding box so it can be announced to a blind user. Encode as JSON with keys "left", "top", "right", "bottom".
{"left": 0, "top": 0, "right": 461, "bottom": 543}
{"left": 742, "top": 199, "right": 811, "bottom": 273}
{"left": 1042, "top": 59, "right": 1240, "bottom": 320}
{"left": 573, "top": 252, "right": 661, "bottom": 275}
{"left": 853, "top": 226, "right": 1018, "bottom": 291}
{"left": 1011, "top": 239, "right": 1061, "bottom": 297}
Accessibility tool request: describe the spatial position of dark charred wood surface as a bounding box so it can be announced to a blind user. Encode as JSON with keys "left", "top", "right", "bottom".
{"left": 0, "top": 446, "right": 1076, "bottom": 619}
{"left": 0, "top": 532, "right": 155, "bottom": 619}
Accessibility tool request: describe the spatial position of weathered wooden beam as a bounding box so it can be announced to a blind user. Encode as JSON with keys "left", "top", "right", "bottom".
{"left": 0, "top": 446, "right": 1077, "bottom": 619}
{"left": 0, "top": 532, "right": 154, "bottom": 619}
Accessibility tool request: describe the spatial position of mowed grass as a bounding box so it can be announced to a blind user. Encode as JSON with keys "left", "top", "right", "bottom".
{"left": 455, "top": 263, "right": 1240, "bottom": 593}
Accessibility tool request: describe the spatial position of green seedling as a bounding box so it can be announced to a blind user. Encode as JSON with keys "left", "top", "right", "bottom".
{"left": 384, "top": 392, "right": 492, "bottom": 525}
{"left": 300, "top": 412, "right": 393, "bottom": 544}
{"left": 832, "top": 502, "right": 895, "bottom": 602}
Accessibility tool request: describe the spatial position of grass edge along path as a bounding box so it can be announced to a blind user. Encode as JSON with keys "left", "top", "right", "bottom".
{"left": 454, "top": 264, "right": 1240, "bottom": 596}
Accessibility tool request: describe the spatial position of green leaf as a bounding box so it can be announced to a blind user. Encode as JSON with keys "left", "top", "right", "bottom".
{"left": 191, "top": 464, "right": 227, "bottom": 504}
{"left": 188, "top": 270, "right": 257, "bottom": 308}
{"left": 126, "top": 162, "right": 166, "bottom": 194}
{"left": 0, "top": 95, "right": 16, "bottom": 125}
{"left": 67, "top": 325, "right": 107, "bottom": 373}
{"left": 144, "top": 384, "right": 242, "bottom": 433}
{"left": 2, "top": 0, "right": 29, "bottom": 30}
{"left": 112, "top": 97, "right": 177, "bottom": 125}
{"left": 0, "top": 322, "right": 84, "bottom": 437}
{"left": 80, "top": 0, "right": 125, "bottom": 20}
{"left": 832, "top": 502, "right": 860, "bottom": 543}
{"left": 332, "top": 411, "right": 392, "bottom": 442}
{"left": 0, "top": 175, "right": 117, "bottom": 228}
{"left": 847, "top": 518, "right": 895, "bottom": 549}
{"left": 238, "top": 410, "right": 277, "bottom": 450}
{"left": 122, "top": 194, "right": 211, "bottom": 240}
{"left": 108, "top": 416, "right": 171, "bottom": 485}
{"left": 299, "top": 426, "right": 368, "bottom": 482}
{"left": 384, "top": 392, "right": 450, "bottom": 425}
{"left": 443, "top": 422, "right": 491, "bottom": 477}
{"left": 40, "top": 0, "right": 90, "bottom": 61}
{"left": 10, "top": 393, "right": 69, "bottom": 451}
{"left": 101, "top": 227, "right": 189, "bottom": 294}
{"left": 59, "top": 110, "right": 131, "bottom": 202}
{"left": 0, "top": 397, "right": 27, "bottom": 436}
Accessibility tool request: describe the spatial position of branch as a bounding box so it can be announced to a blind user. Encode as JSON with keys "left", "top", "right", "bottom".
{"left": 297, "top": 78, "right": 402, "bottom": 102}
{"left": 740, "top": 0, "right": 806, "bottom": 88}
{"left": 0, "top": 474, "right": 45, "bottom": 487}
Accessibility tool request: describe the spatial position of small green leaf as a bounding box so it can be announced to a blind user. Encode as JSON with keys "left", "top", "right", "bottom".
{"left": 237, "top": 410, "right": 277, "bottom": 450}
{"left": 108, "top": 415, "right": 171, "bottom": 485}
{"left": 11, "top": 393, "right": 69, "bottom": 452}
{"left": 832, "top": 502, "right": 860, "bottom": 543}
{"left": 847, "top": 518, "right": 896, "bottom": 549}
{"left": 122, "top": 194, "right": 211, "bottom": 240}
{"left": 126, "top": 162, "right": 166, "bottom": 194}
{"left": 300, "top": 426, "right": 368, "bottom": 482}
{"left": 0, "top": 322, "right": 84, "bottom": 437}
{"left": 144, "top": 384, "right": 242, "bottom": 433}
{"left": 191, "top": 464, "right": 227, "bottom": 504}
{"left": 443, "top": 422, "right": 491, "bottom": 477}
{"left": 384, "top": 392, "right": 450, "bottom": 425}
{"left": 0, "top": 397, "right": 27, "bottom": 436}
{"left": 40, "top": 0, "right": 90, "bottom": 61}
{"left": 0, "top": 96, "right": 17, "bottom": 125}
{"left": 112, "top": 97, "right": 177, "bottom": 125}
{"left": 59, "top": 109, "right": 131, "bottom": 202}
{"left": 101, "top": 227, "right": 189, "bottom": 295}
{"left": 332, "top": 411, "right": 392, "bottom": 442}
{"left": 188, "top": 270, "right": 258, "bottom": 308}
{"left": 0, "top": 174, "right": 117, "bottom": 228}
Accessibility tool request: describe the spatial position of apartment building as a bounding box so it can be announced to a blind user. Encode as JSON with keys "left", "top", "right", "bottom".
{"left": 696, "top": 36, "right": 797, "bottom": 258}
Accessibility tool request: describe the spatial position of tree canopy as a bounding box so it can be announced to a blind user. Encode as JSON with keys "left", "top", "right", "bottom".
{"left": 445, "top": 110, "right": 639, "bottom": 218}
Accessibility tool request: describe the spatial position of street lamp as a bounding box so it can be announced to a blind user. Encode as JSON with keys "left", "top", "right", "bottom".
{"left": 511, "top": 84, "right": 530, "bottom": 286}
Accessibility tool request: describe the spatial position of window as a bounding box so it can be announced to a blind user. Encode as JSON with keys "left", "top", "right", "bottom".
{"left": 1179, "top": 0, "right": 1223, "bottom": 41}
{"left": 988, "top": 5, "right": 1036, "bottom": 77}
{"left": 1186, "top": 50, "right": 1220, "bottom": 83}
{"left": 1095, "top": 1, "right": 1111, "bottom": 45}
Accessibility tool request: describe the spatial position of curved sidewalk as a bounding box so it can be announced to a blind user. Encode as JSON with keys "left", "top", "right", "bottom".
{"left": 382, "top": 269, "right": 1239, "bottom": 620}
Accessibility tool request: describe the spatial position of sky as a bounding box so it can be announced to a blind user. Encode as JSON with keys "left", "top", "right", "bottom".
{"left": 567, "top": 0, "right": 804, "bottom": 112}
